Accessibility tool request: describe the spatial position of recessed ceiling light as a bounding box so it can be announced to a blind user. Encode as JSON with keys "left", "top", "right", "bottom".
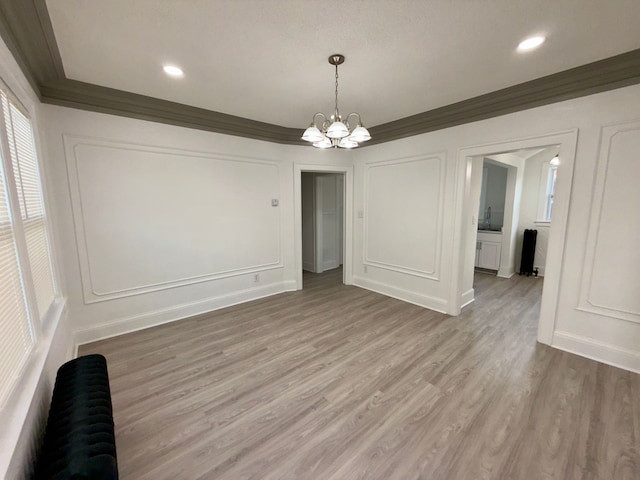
{"left": 163, "top": 65, "right": 184, "bottom": 77}
{"left": 517, "top": 36, "right": 546, "bottom": 52}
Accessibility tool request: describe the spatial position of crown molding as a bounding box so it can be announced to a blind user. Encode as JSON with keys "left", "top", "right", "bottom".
{"left": 367, "top": 48, "right": 640, "bottom": 145}
{"left": 39, "top": 78, "right": 305, "bottom": 144}
{"left": 0, "top": 0, "right": 63, "bottom": 96}
{"left": 1, "top": 0, "right": 640, "bottom": 146}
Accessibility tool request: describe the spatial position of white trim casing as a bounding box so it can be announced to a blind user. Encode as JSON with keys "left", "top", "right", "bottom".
{"left": 293, "top": 164, "right": 354, "bottom": 290}
{"left": 451, "top": 129, "right": 579, "bottom": 346}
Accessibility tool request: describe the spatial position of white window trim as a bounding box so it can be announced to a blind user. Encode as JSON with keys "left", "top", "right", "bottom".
{"left": 0, "top": 42, "right": 66, "bottom": 480}
{"left": 0, "top": 75, "right": 61, "bottom": 451}
{"left": 536, "top": 160, "right": 557, "bottom": 223}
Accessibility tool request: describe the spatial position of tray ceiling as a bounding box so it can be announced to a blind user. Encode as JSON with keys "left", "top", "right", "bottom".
{"left": 44, "top": 0, "right": 640, "bottom": 129}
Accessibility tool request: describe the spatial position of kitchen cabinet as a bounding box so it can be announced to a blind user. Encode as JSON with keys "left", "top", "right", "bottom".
{"left": 475, "top": 232, "right": 502, "bottom": 270}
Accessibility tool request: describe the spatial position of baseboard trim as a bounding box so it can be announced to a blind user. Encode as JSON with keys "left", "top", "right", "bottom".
{"left": 497, "top": 269, "right": 516, "bottom": 279}
{"left": 352, "top": 276, "right": 448, "bottom": 314}
{"left": 460, "top": 288, "right": 475, "bottom": 309}
{"left": 73, "top": 281, "right": 293, "bottom": 348}
{"left": 552, "top": 331, "right": 640, "bottom": 374}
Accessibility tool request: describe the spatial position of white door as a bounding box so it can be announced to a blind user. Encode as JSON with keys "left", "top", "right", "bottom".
{"left": 301, "top": 173, "right": 316, "bottom": 272}
{"left": 316, "top": 175, "right": 341, "bottom": 272}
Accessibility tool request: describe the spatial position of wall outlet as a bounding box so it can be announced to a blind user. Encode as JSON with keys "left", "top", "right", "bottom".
{"left": 271, "top": 199, "right": 279, "bottom": 207}
{"left": 253, "top": 273, "right": 260, "bottom": 283}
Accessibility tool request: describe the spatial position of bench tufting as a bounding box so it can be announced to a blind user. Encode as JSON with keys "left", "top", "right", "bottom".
{"left": 35, "top": 354, "right": 118, "bottom": 480}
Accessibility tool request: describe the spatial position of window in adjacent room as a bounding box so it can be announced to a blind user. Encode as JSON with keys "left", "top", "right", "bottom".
{"left": 543, "top": 164, "right": 558, "bottom": 221}
{"left": 537, "top": 155, "right": 559, "bottom": 223}
{"left": 0, "top": 82, "right": 56, "bottom": 408}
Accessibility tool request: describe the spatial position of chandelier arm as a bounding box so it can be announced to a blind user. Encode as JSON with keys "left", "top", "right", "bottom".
{"left": 345, "top": 112, "right": 362, "bottom": 130}
{"left": 312, "top": 112, "right": 327, "bottom": 127}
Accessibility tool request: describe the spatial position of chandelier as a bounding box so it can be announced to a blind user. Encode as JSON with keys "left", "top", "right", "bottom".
{"left": 301, "top": 54, "right": 371, "bottom": 149}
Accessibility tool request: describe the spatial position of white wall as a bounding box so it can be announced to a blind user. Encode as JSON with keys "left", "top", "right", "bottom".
{"left": 515, "top": 146, "right": 559, "bottom": 276}
{"left": 42, "top": 112, "right": 290, "bottom": 343}
{"left": 351, "top": 151, "right": 450, "bottom": 313}
{"left": 353, "top": 83, "right": 640, "bottom": 372}
{"left": 0, "top": 38, "right": 71, "bottom": 480}
{"left": 552, "top": 120, "right": 640, "bottom": 372}
{"left": 40, "top": 105, "right": 354, "bottom": 345}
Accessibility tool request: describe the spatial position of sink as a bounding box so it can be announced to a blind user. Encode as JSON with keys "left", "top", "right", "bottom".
{"left": 478, "top": 225, "right": 502, "bottom": 232}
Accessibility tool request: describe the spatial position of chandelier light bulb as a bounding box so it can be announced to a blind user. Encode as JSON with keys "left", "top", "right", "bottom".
{"left": 349, "top": 125, "right": 371, "bottom": 142}
{"left": 339, "top": 137, "right": 358, "bottom": 149}
{"left": 326, "top": 120, "right": 350, "bottom": 139}
{"left": 312, "top": 137, "right": 332, "bottom": 149}
{"left": 302, "top": 125, "right": 324, "bottom": 142}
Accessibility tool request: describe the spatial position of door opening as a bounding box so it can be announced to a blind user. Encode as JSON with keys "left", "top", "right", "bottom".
{"left": 294, "top": 164, "right": 353, "bottom": 290}
{"left": 301, "top": 172, "right": 345, "bottom": 287}
{"left": 454, "top": 130, "right": 578, "bottom": 344}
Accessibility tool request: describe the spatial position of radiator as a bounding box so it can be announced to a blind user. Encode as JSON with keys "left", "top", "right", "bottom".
{"left": 519, "top": 229, "right": 538, "bottom": 277}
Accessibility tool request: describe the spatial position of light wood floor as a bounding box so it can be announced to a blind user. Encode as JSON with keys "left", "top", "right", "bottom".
{"left": 79, "top": 270, "right": 640, "bottom": 480}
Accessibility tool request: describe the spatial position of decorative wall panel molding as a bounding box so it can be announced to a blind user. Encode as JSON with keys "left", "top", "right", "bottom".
{"left": 352, "top": 276, "right": 448, "bottom": 314}
{"left": 73, "top": 280, "right": 295, "bottom": 346}
{"left": 364, "top": 154, "right": 445, "bottom": 279}
{"left": 553, "top": 331, "right": 640, "bottom": 374}
{"left": 64, "top": 135, "right": 283, "bottom": 303}
{"left": 577, "top": 122, "right": 640, "bottom": 324}
{"left": 1, "top": 1, "right": 640, "bottom": 145}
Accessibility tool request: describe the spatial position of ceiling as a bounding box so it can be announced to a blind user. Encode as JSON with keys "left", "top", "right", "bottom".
{"left": 44, "top": 0, "right": 640, "bottom": 130}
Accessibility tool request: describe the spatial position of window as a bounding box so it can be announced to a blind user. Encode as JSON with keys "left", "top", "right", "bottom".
{"left": 0, "top": 83, "right": 55, "bottom": 408}
{"left": 536, "top": 157, "right": 559, "bottom": 223}
{"left": 543, "top": 165, "right": 558, "bottom": 221}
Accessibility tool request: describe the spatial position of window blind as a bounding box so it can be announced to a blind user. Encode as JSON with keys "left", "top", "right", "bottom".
{"left": 0, "top": 139, "right": 33, "bottom": 409}
{"left": 2, "top": 91, "right": 55, "bottom": 320}
{"left": 0, "top": 85, "right": 55, "bottom": 409}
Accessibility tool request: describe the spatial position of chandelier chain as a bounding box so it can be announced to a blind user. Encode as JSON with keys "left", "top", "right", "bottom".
{"left": 334, "top": 64, "right": 339, "bottom": 118}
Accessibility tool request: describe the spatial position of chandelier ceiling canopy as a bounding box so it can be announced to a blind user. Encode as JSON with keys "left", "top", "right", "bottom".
{"left": 301, "top": 54, "right": 371, "bottom": 149}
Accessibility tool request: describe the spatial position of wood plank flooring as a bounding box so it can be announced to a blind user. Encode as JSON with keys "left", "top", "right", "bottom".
{"left": 79, "top": 270, "right": 640, "bottom": 480}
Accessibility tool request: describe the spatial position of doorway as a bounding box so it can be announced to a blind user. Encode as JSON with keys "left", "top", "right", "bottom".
{"left": 301, "top": 172, "right": 345, "bottom": 279}
{"left": 293, "top": 164, "right": 354, "bottom": 290}
{"left": 470, "top": 146, "right": 560, "bottom": 280}
{"left": 455, "top": 130, "right": 578, "bottom": 345}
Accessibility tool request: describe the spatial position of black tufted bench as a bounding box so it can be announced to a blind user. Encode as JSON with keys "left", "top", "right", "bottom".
{"left": 35, "top": 354, "right": 118, "bottom": 480}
